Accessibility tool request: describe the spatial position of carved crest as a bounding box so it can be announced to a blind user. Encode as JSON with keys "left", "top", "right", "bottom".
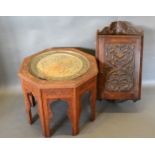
{"left": 99, "top": 21, "right": 143, "bottom": 35}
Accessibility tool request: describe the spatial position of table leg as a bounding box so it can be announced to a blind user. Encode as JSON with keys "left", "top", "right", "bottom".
{"left": 41, "top": 98, "right": 56, "bottom": 138}
{"left": 22, "top": 89, "right": 33, "bottom": 124}
{"left": 67, "top": 97, "right": 80, "bottom": 136}
{"left": 37, "top": 95, "right": 48, "bottom": 137}
{"left": 90, "top": 83, "right": 96, "bottom": 121}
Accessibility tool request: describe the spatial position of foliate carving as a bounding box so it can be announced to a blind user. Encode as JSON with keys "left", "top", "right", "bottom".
{"left": 104, "top": 44, "right": 135, "bottom": 92}
{"left": 99, "top": 21, "right": 143, "bottom": 35}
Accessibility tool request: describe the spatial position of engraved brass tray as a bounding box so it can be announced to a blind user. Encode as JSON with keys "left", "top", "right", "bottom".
{"left": 29, "top": 50, "right": 90, "bottom": 80}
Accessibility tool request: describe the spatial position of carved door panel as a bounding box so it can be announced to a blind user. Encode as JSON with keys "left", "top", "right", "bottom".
{"left": 97, "top": 35, "right": 143, "bottom": 100}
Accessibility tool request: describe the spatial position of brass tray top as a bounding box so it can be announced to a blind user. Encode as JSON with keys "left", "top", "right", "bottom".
{"left": 29, "top": 50, "right": 90, "bottom": 80}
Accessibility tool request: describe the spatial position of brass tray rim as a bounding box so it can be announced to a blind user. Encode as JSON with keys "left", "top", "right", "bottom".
{"left": 29, "top": 50, "right": 90, "bottom": 81}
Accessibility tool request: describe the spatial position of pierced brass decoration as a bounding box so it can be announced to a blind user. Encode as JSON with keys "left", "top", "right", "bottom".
{"left": 29, "top": 50, "right": 90, "bottom": 80}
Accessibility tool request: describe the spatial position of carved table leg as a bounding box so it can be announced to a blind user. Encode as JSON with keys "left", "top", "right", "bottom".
{"left": 67, "top": 97, "right": 80, "bottom": 136}
{"left": 45, "top": 100, "right": 54, "bottom": 137}
{"left": 41, "top": 98, "right": 55, "bottom": 138}
{"left": 37, "top": 94, "right": 47, "bottom": 137}
{"left": 22, "top": 89, "right": 33, "bottom": 124}
{"left": 89, "top": 83, "right": 96, "bottom": 121}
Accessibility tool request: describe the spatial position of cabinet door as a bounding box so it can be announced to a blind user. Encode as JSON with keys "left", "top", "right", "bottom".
{"left": 97, "top": 35, "right": 143, "bottom": 100}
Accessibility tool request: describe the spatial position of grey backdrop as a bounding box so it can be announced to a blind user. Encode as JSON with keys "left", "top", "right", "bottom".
{"left": 0, "top": 16, "right": 155, "bottom": 91}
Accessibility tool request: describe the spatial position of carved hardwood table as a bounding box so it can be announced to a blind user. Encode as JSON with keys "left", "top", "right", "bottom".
{"left": 18, "top": 48, "right": 98, "bottom": 137}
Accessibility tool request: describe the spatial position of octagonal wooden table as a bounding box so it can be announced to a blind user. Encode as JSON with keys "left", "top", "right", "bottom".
{"left": 18, "top": 48, "right": 98, "bottom": 137}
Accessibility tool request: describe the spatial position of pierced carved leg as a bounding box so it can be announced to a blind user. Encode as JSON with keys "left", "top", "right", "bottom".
{"left": 22, "top": 89, "right": 33, "bottom": 124}
{"left": 67, "top": 97, "right": 80, "bottom": 136}
{"left": 41, "top": 98, "right": 55, "bottom": 138}
{"left": 46, "top": 100, "right": 54, "bottom": 137}
{"left": 37, "top": 95, "right": 47, "bottom": 137}
{"left": 89, "top": 84, "right": 96, "bottom": 121}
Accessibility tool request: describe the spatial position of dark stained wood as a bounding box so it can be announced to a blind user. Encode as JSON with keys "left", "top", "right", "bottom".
{"left": 99, "top": 21, "right": 143, "bottom": 35}
{"left": 96, "top": 21, "right": 143, "bottom": 101}
{"left": 18, "top": 48, "right": 98, "bottom": 137}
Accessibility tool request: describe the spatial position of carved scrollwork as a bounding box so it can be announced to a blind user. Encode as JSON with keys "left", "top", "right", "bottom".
{"left": 99, "top": 21, "right": 143, "bottom": 35}
{"left": 104, "top": 44, "right": 135, "bottom": 92}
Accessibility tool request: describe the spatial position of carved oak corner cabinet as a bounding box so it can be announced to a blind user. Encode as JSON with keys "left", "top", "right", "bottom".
{"left": 96, "top": 21, "right": 143, "bottom": 101}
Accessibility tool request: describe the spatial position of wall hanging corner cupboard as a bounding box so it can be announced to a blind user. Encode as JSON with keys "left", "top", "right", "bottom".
{"left": 96, "top": 21, "right": 143, "bottom": 101}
